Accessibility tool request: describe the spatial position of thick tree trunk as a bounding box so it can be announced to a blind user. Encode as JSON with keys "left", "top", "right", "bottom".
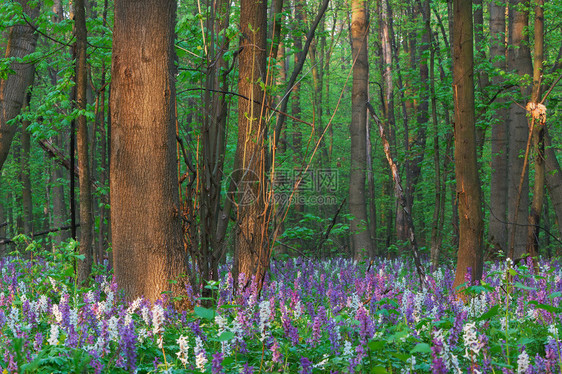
{"left": 507, "top": 0, "right": 532, "bottom": 260}
{"left": 110, "top": 0, "right": 189, "bottom": 306}
{"left": 488, "top": 0, "right": 509, "bottom": 255}
{"left": 234, "top": 0, "right": 269, "bottom": 288}
{"left": 349, "top": 0, "right": 373, "bottom": 260}
{"left": 452, "top": 0, "right": 483, "bottom": 291}
{"left": 0, "top": 0, "right": 39, "bottom": 171}
{"left": 74, "top": 0, "right": 93, "bottom": 285}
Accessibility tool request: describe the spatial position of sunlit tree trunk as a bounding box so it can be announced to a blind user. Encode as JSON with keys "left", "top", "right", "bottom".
{"left": 349, "top": 0, "right": 373, "bottom": 260}
{"left": 452, "top": 0, "right": 483, "bottom": 291}
{"left": 110, "top": 0, "right": 189, "bottom": 306}
{"left": 0, "top": 0, "right": 39, "bottom": 171}
{"left": 233, "top": 0, "right": 269, "bottom": 287}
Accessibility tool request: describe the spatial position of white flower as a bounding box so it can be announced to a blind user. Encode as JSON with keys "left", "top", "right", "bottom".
{"left": 7, "top": 306, "right": 20, "bottom": 333}
{"left": 52, "top": 304, "right": 63, "bottom": 324}
{"left": 517, "top": 350, "right": 530, "bottom": 374}
{"left": 176, "top": 335, "right": 189, "bottom": 365}
{"left": 69, "top": 308, "right": 78, "bottom": 328}
{"left": 48, "top": 324, "right": 59, "bottom": 345}
{"left": 463, "top": 322, "right": 483, "bottom": 358}
{"left": 548, "top": 324, "right": 559, "bottom": 337}
{"left": 141, "top": 305, "right": 151, "bottom": 325}
{"left": 314, "top": 354, "right": 329, "bottom": 369}
{"left": 36, "top": 295, "right": 48, "bottom": 314}
{"left": 343, "top": 340, "right": 353, "bottom": 356}
{"left": 195, "top": 336, "right": 207, "bottom": 371}
{"left": 152, "top": 304, "right": 165, "bottom": 335}
{"left": 127, "top": 297, "right": 142, "bottom": 315}
{"left": 108, "top": 316, "right": 120, "bottom": 342}
{"left": 258, "top": 300, "right": 271, "bottom": 341}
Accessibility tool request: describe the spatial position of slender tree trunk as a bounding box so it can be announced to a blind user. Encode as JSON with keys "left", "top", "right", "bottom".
{"left": 349, "top": 0, "right": 373, "bottom": 260}
{"left": 488, "top": 0, "right": 509, "bottom": 255}
{"left": 0, "top": 0, "right": 39, "bottom": 171}
{"left": 110, "top": 0, "right": 189, "bottom": 306}
{"left": 20, "top": 92, "right": 33, "bottom": 237}
{"left": 452, "top": 0, "right": 483, "bottom": 291}
{"left": 544, "top": 132, "right": 562, "bottom": 243}
{"left": 74, "top": 0, "right": 93, "bottom": 285}
{"left": 234, "top": 0, "right": 269, "bottom": 288}
{"left": 507, "top": 0, "right": 532, "bottom": 260}
{"left": 526, "top": 0, "right": 545, "bottom": 258}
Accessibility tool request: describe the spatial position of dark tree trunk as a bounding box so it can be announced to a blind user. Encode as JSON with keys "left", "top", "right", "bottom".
{"left": 110, "top": 0, "right": 189, "bottom": 306}
{"left": 507, "top": 0, "right": 532, "bottom": 260}
{"left": 74, "top": 0, "right": 93, "bottom": 285}
{"left": 526, "top": 0, "right": 545, "bottom": 258}
{"left": 488, "top": 0, "right": 509, "bottom": 255}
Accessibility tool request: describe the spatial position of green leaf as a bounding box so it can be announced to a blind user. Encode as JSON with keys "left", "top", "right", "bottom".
{"left": 411, "top": 343, "right": 431, "bottom": 354}
{"left": 368, "top": 340, "right": 386, "bottom": 351}
{"left": 477, "top": 305, "right": 500, "bottom": 321}
{"left": 194, "top": 306, "right": 215, "bottom": 320}
{"left": 514, "top": 282, "right": 536, "bottom": 291}
{"left": 371, "top": 366, "right": 388, "bottom": 374}
{"left": 390, "top": 352, "right": 409, "bottom": 362}
{"left": 529, "top": 301, "right": 560, "bottom": 313}
{"left": 218, "top": 331, "right": 235, "bottom": 342}
{"left": 548, "top": 291, "right": 562, "bottom": 299}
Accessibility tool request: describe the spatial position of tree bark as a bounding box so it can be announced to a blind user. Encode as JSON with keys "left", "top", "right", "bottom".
{"left": 110, "top": 0, "right": 189, "bottom": 306}
{"left": 0, "top": 0, "right": 39, "bottom": 171}
{"left": 74, "top": 0, "right": 93, "bottom": 285}
{"left": 544, "top": 132, "right": 562, "bottom": 242}
{"left": 526, "top": 0, "right": 545, "bottom": 258}
{"left": 488, "top": 0, "right": 509, "bottom": 255}
{"left": 20, "top": 92, "right": 33, "bottom": 237}
{"left": 507, "top": 0, "right": 532, "bottom": 260}
{"left": 233, "top": 0, "right": 269, "bottom": 288}
{"left": 452, "top": 0, "right": 483, "bottom": 291}
{"left": 349, "top": 0, "right": 373, "bottom": 260}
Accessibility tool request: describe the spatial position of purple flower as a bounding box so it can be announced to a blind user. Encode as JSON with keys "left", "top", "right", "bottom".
{"left": 241, "top": 363, "right": 254, "bottom": 374}
{"left": 299, "top": 357, "right": 313, "bottom": 374}
{"left": 120, "top": 321, "right": 137, "bottom": 371}
{"left": 211, "top": 351, "right": 224, "bottom": 374}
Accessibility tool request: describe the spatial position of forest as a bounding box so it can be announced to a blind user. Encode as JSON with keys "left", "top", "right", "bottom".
{"left": 1, "top": 0, "right": 562, "bottom": 372}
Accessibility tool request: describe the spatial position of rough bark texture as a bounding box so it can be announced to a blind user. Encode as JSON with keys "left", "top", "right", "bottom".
{"left": 452, "top": 0, "right": 483, "bottom": 291}
{"left": 488, "top": 0, "right": 509, "bottom": 255}
{"left": 507, "top": 0, "right": 532, "bottom": 260}
{"left": 110, "top": 0, "right": 189, "bottom": 305}
{"left": 234, "top": 0, "right": 269, "bottom": 288}
{"left": 74, "top": 0, "right": 93, "bottom": 285}
{"left": 349, "top": 0, "right": 373, "bottom": 260}
{"left": 0, "top": 0, "right": 39, "bottom": 171}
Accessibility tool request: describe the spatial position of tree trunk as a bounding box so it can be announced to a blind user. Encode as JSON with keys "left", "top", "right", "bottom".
{"left": 526, "top": 0, "right": 545, "bottom": 258}
{"left": 20, "top": 92, "right": 33, "bottom": 237}
{"left": 488, "top": 0, "right": 509, "bottom": 255}
{"left": 544, "top": 133, "right": 562, "bottom": 244}
{"left": 349, "top": 0, "right": 373, "bottom": 260}
{"left": 110, "top": 0, "right": 189, "bottom": 306}
{"left": 507, "top": 0, "right": 532, "bottom": 260}
{"left": 74, "top": 0, "right": 93, "bottom": 285}
{"left": 234, "top": 0, "right": 269, "bottom": 288}
{"left": 0, "top": 0, "right": 39, "bottom": 171}
{"left": 452, "top": 0, "right": 483, "bottom": 291}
